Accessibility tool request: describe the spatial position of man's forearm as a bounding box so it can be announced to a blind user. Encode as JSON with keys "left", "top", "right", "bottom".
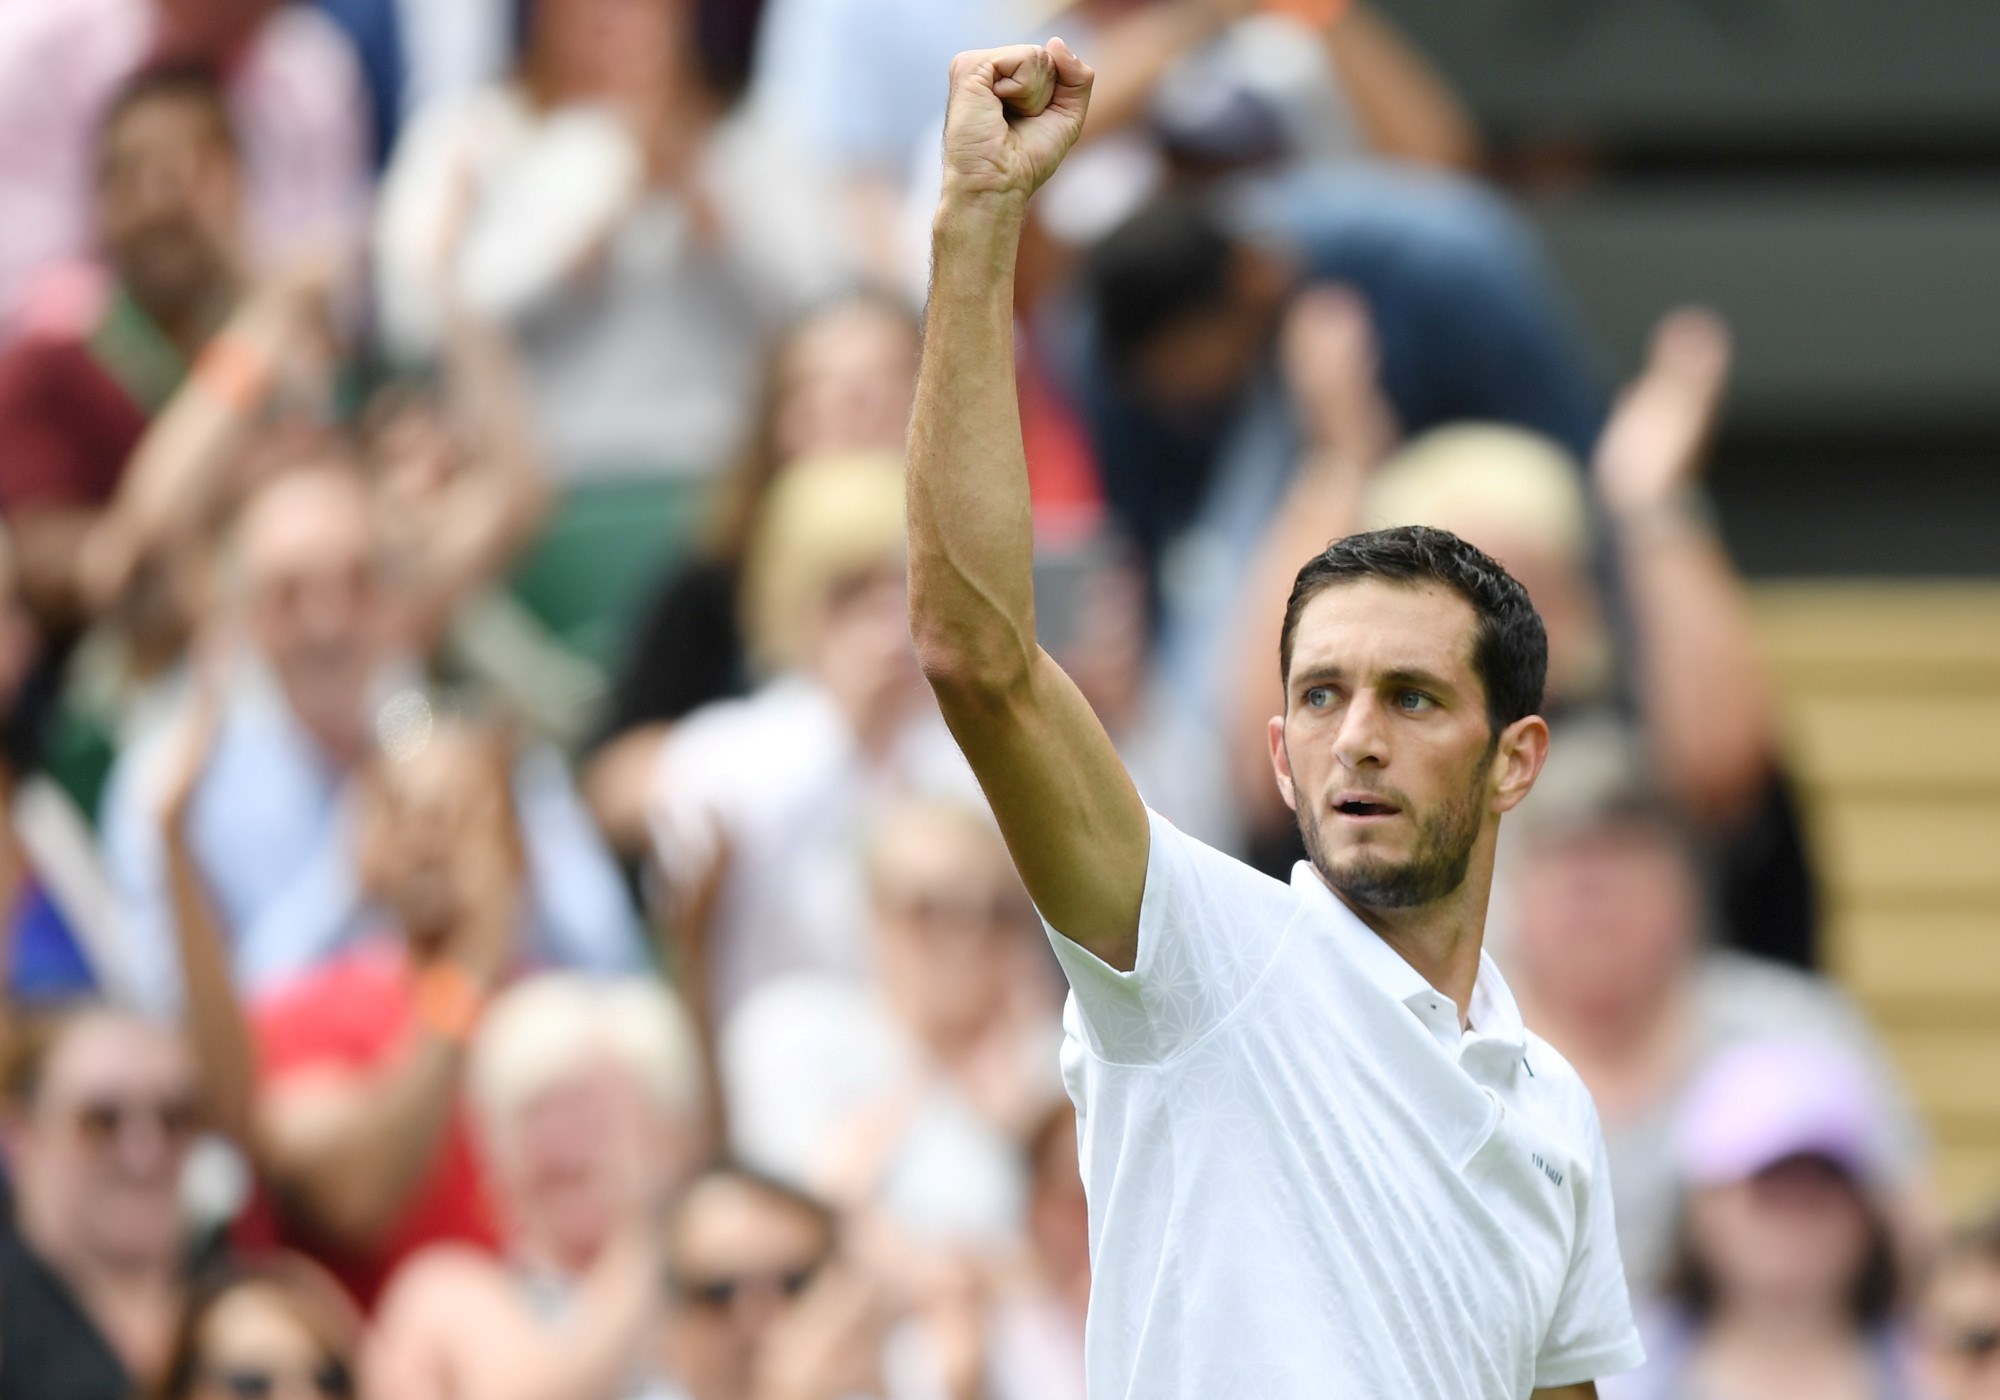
{"left": 906, "top": 198, "right": 1038, "bottom": 690}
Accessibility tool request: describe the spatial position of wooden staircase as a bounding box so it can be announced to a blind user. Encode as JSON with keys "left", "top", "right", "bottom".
{"left": 1755, "top": 581, "right": 2000, "bottom": 1213}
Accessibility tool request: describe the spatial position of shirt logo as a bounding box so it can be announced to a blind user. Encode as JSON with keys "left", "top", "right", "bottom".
{"left": 1531, "top": 1152, "right": 1565, "bottom": 1188}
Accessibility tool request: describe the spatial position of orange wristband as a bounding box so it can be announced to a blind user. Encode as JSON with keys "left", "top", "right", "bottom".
{"left": 191, "top": 332, "right": 276, "bottom": 415}
{"left": 412, "top": 962, "right": 487, "bottom": 1045}
{"left": 1265, "top": 0, "right": 1352, "bottom": 26}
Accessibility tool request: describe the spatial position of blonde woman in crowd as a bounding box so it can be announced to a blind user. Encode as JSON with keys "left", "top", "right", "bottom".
{"left": 586, "top": 294, "right": 922, "bottom": 853}
{"left": 642, "top": 454, "right": 980, "bottom": 1057}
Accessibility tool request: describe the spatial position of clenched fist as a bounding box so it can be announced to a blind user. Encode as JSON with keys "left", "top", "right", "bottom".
{"left": 939, "top": 39, "right": 1094, "bottom": 208}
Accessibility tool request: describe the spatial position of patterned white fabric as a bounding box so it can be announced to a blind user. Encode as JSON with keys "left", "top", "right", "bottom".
{"left": 1045, "top": 810, "right": 1645, "bottom": 1398}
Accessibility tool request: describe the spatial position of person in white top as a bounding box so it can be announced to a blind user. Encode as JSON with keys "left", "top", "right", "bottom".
{"left": 905, "top": 39, "right": 1646, "bottom": 1399}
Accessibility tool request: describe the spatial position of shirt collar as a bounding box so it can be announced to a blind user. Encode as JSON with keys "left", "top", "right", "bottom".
{"left": 1290, "top": 861, "right": 1526, "bottom": 1055}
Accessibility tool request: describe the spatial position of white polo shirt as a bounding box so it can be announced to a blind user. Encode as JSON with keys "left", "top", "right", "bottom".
{"left": 1045, "top": 812, "right": 1644, "bottom": 1399}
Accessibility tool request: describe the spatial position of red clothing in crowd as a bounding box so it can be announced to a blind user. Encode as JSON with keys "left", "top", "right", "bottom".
{"left": 248, "top": 937, "right": 500, "bottom": 1309}
{"left": 0, "top": 268, "right": 169, "bottom": 515}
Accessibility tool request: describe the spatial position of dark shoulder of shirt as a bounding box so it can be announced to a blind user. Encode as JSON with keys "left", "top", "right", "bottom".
{"left": 592, "top": 555, "right": 748, "bottom": 746}
{"left": 0, "top": 1216, "right": 133, "bottom": 1400}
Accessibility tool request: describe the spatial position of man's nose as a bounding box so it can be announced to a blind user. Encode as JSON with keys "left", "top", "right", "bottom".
{"left": 1332, "top": 692, "right": 1389, "bottom": 771}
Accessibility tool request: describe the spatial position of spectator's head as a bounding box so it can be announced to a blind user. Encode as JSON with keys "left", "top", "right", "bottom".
{"left": 468, "top": 973, "right": 706, "bottom": 1275}
{"left": 1365, "top": 425, "right": 1611, "bottom": 704}
{"left": 153, "top": 1255, "right": 362, "bottom": 1400}
{"left": 866, "top": 800, "right": 1046, "bottom": 1057}
{"left": 742, "top": 452, "right": 920, "bottom": 730}
{"left": 231, "top": 460, "right": 388, "bottom": 762}
{"left": 355, "top": 711, "right": 524, "bottom": 952}
{"left": 1273, "top": 525, "right": 1548, "bottom": 915}
{"left": 151, "top": 0, "right": 279, "bottom": 63}
{"left": 521, "top": 0, "right": 696, "bottom": 108}
{"left": 1088, "top": 195, "right": 1287, "bottom": 411}
{"left": 2, "top": 1007, "right": 199, "bottom": 1273}
{"left": 710, "top": 295, "right": 921, "bottom": 564}
{"left": 1918, "top": 1213, "right": 2000, "bottom": 1400}
{"left": 661, "top": 1167, "right": 841, "bottom": 1400}
{"left": 1666, "top": 1039, "right": 1899, "bottom": 1331}
{"left": 97, "top": 66, "right": 241, "bottom": 330}
{"left": 1508, "top": 762, "right": 1702, "bottom": 1028}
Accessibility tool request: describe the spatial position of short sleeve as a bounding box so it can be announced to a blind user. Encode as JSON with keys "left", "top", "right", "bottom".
{"left": 1042, "top": 810, "right": 1298, "bottom": 1065}
{"left": 1534, "top": 1096, "right": 1647, "bottom": 1388}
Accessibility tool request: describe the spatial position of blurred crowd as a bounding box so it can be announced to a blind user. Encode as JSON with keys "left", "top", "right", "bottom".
{"left": 0, "top": 1, "right": 1994, "bottom": 1398}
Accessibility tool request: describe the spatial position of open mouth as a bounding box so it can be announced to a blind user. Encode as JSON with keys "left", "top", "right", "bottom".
{"left": 1332, "top": 796, "right": 1401, "bottom": 819}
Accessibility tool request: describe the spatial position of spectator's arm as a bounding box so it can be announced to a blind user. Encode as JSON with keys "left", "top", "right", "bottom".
{"left": 157, "top": 684, "right": 259, "bottom": 1146}
{"left": 258, "top": 1027, "right": 470, "bottom": 1249}
{"left": 1326, "top": 5, "right": 1482, "bottom": 171}
{"left": 584, "top": 724, "right": 672, "bottom": 857}
{"left": 1070, "top": 0, "right": 1255, "bottom": 143}
{"left": 1594, "top": 312, "right": 1776, "bottom": 823}
{"left": 910, "top": 46, "right": 1149, "bottom": 971}
{"left": 1226, "top": 288, "right": 1395, "bottom": 836}
{"left": 367, "top": 1231, "right": 662, "bottom": 1400}
{"left": 391, "top": 314, "right": 552, "bottom": 655}
{"left": 83, "top": 268, "right": 330, "bottom": 615}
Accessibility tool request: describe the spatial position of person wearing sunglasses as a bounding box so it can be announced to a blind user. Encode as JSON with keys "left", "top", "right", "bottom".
{"left": 151, "top": 1255, "right": 361, "bottom": 1400}
{"left": 661, "top": 1166, "right": 889, "bottom": 1400}
{"left": 0, "top": 1005, "right": 201, "bottom": 1400}
{"left": 1916, "top": 1212, "right": 2000, "bottom": 1400}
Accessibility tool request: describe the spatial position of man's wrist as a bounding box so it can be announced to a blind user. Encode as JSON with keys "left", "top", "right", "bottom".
{"left": 934, "top": 187, "right": 1031, "bottom": 242}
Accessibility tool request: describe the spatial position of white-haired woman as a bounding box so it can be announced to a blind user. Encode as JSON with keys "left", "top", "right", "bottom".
{"left": 363, "top": 972, "right": 708, "bottom": 1400}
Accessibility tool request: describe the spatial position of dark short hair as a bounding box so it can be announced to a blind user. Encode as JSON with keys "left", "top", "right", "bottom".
{"left": 1279, "top": 525, "right": 1548, "bottom": 734}
{"left": 665, "top": 1162, "right": 838, "bottom": 1267}
{"left": 101, "top": 63, "right": 238, "bottom": 158}
{"left": 1086, "top": 195, "right": 1238, "bottom": 370}
{"left": 1663, "top": 1157, "right": 1900, "bottom": 1328}
{"left": 152, "top": 1255, "right": 364, "bottom": 1400}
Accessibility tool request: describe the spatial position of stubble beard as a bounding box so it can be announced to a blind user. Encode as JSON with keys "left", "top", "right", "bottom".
{"left": 1296, "top": 763, "right": 1488, "bottom": 913}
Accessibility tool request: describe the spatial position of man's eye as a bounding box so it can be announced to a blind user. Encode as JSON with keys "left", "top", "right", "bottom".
{"left": 1304, "top": 687, "right": 1333, "bottom": 708}
{"left": 1397, "top": 691, "right": 1435, "bottom": 712}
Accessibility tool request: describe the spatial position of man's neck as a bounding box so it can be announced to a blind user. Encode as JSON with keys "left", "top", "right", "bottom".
{"left": 1323, "top": 868, "right": 1493, "bottom": 1028}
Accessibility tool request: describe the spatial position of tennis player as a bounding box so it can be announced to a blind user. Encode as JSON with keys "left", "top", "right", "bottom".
{"left": 906, "top": 39, "right": 1646, "bottom": 1399}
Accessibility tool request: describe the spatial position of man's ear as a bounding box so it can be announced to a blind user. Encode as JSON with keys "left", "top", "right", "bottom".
{"left": 1490, "top": 714, "right": 1550, "bottom": 815}
{"left": 1268, "top": 714, "right": 1299, "bottom": 813}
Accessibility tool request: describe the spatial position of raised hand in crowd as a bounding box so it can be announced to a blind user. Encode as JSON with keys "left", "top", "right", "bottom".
{"left": 1591, "top": 309, "right": 1778, "bottom": 822}
{"left": 247, "top": 718, "right": 525, "bottom": 1267}
{"left": 1227, "top": 285, "right": 1394, "bottom": 831}
{"left": 81, "top": 243, "right": 349, "bottom": 643}
{"left": 750, "top": 1260, "right": 894, "bottom": 1400}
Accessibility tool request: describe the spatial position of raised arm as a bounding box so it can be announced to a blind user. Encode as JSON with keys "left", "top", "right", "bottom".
{"left": 906, "top": 42, "right": 1149, "bottom": 970}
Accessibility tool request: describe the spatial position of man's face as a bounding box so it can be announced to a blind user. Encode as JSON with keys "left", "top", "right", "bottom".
{"left": 1921, "top": 1256, "right": 2000, "bottom": 1400}
{"left": 663, "top": 1177, "right": 834, "bottom": 1400}
{"left": 239, "top": 470, "right": 385, "bottom": 750}
{"left": 11, "top": 1016, "right": 199, "bottom": 1268}
{"left": 1273, "top": 580, "right": 1524, "bottom": 911}
{"left": 98, "top": 93, "right": 238, "bottom": 318}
